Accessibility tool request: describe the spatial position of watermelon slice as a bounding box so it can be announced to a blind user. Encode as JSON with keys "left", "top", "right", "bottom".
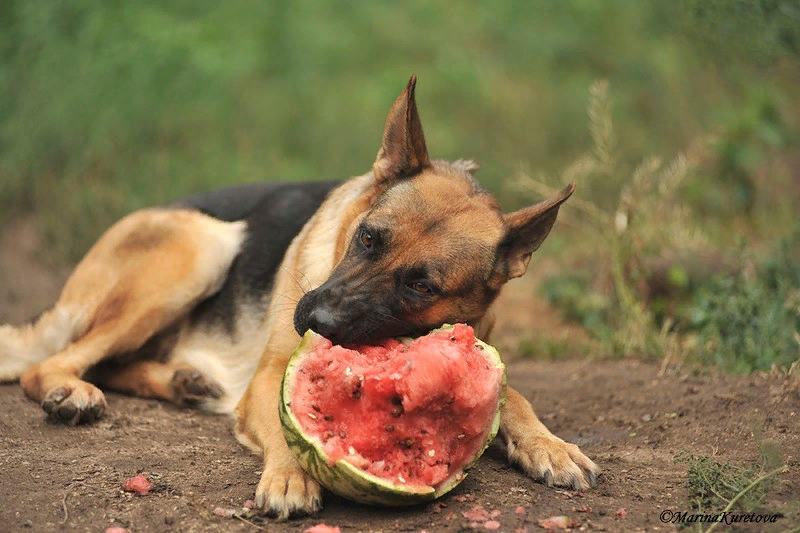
{"left": 280, "top": 324, "right": 506, "bottom": 506}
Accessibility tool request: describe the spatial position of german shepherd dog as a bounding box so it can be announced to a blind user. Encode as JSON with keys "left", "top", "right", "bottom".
{"left": 0, "top": 77, "right": 598, "bottom": 518}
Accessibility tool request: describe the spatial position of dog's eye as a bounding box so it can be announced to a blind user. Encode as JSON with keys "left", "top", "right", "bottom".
{"left": 408, "top": 281, "right": 431, "bottom": 293}
{"left": 359, "top": 229, "right": 373, "bottom": 249}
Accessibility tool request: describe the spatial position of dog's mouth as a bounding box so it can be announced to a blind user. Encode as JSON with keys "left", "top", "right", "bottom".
{"left": 294, "top": 295, "right": 431, "bottom": 346}
{"left": 300, "top": 316, "right": 429, "bottom": 347}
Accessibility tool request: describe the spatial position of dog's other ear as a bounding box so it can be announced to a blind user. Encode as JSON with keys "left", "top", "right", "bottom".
{"left": 495, "top": 182, "right": 576, "bottom": 280}
{"left": 373, "top": 75, "right": 431, "bottom": 185}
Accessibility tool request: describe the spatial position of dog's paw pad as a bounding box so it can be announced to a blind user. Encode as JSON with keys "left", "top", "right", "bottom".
{"left": 41, "top": 382, "right": 107, "bottom": 425}
{"left": 509, "top": 436, "right": 600, "bottom": 491}
{"left": 171, "top": 368, "right": 224, "bottom": 406}
{"left": 254, "top": 466, "right": 322, "bottom": 520}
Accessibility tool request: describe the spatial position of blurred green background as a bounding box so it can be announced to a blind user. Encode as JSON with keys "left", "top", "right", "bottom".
{"left": 1, "top": 0, "right": 798, "bottom": 372}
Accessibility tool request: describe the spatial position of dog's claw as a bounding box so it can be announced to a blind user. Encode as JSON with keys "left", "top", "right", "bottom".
{"left": 254, "top": 491, "right": 266, "bottom": 510}
{"left": 544, "top": 469, "right": 554, "bottom": 487}
{"left": 56, "top": 404, "right": 77, "bottom": 422}
{"left": 82, "top": 403, "right": 104, "bottom": 424}
{"left": 45, "top": 387, "right": 69, "bottom": 407}
{"left": 588, "top": 470, "right": 597, "bottom": 488}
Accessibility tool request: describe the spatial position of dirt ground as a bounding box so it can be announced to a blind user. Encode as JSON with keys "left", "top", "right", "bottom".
{"left": 1, "top": 217, "right": 798, "bottom": 533}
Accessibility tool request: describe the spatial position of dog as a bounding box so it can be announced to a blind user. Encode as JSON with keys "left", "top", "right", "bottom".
{"left": 0, "top": 76, "right": 598, "bottom": 519}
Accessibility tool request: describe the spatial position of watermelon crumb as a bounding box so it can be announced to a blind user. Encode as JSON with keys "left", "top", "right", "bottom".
{"left": 516, "top": 506, "right": 526, "bottom": 515}
{"left": 484, "top": 520, "right": 501, "bottom": 530}
{"left": 105, "top": 528, "right": 128, "bottom": 533}
{"left": 462, "top": 504, "right": 490, "bottom": 521}
{"left": 290, "top": 324, "right": 503, "bottom": 489}
{"left": 121, "top": 474, "right": 152, "bottom": 495}
{"left": 212, "top": 507, "right": 236, "bottom": 518}
{"left": 303, "top": 525, "right": 341, "bottom": 533}
{"left": 536, "top": 515, "right": 581, "bottom": 529}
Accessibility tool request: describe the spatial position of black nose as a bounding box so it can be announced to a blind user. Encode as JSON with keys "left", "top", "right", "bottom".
{"left": 306, "top": 308, "right": 342, "bottom": 342}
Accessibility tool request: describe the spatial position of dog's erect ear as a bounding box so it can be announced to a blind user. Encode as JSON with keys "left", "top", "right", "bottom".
{"left": 495, "top": 182, "right": 576, "bottom": 280}
{"left": 373, "top": 75, "right": 431, "bottom": 184}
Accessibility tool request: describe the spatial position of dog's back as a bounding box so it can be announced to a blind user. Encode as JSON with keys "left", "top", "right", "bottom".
{"left": 175, "top": 180, "right": 342, "bottom": 332}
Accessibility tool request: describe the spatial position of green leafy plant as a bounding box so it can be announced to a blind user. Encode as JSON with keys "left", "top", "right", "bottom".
{"left": 689, "top": 231, "right": 800, "bottom": 373}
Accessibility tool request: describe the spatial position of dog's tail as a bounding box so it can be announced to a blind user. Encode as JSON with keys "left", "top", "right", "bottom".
{"left": 0, "top": 306, "right": 89, "bottom": 381}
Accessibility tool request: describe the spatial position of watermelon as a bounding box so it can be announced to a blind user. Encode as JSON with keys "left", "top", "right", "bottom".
{"left": 280, "top": 324, "right": 506, "bottom": 506}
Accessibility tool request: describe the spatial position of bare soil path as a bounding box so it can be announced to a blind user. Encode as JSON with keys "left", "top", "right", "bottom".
{"left": 1, "top": 219, "right": 797, "bottom": 533}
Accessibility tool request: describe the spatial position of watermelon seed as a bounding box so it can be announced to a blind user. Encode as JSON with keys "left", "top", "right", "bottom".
{"left": 475, "top": 344, "right": 484, "bottom": 350}
{"left": 391, "top": 396, "right": 404, "bottom": 417}
{"left": 420, "top": 429, "right": 428, "bottom": 435}
{"left": 428, "top": 449, "right": 436, "bottom": 457}
{"left": 398, "top": 474, "right": 406, "bottom": 483}
{"left": 449, "top": 336, "right": 456, "bottom": 341}
{"left": 397, "top": 438, "right": 414, "bottom": 449}
{"left": 339, "top": 431, "right": 347, "bottom": 438}
{"left": 307, "top": 412, "right": 318, "bottom": 420}
{"left": 324, "top": 415, "right": 334, "bottom": 422}
{"left": 348, "top": 446, "right": 356, "bottom": 455}
{"left": 457, "top": 433, "right": 466, "bottom": 439}
{"left": 352, "top": 390, "right": 362, "bottom": 399}
{"left": 345, "top": 366, "right": 353, "bottom": 376}
{"left": 385, "top": 425, "right": 394, "bottom": 432}
{"left": 312, "top": 404, "right": 321, "bottom": 412}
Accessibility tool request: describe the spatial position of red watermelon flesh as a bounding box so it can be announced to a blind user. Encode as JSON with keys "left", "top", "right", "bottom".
{"left": 290, "top": 324, "right": 504, "bottom": 488}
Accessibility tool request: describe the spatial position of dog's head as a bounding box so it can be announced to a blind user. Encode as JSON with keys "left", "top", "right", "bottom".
{"left": 294, "top": 76, "right": 574, "bottom": 344}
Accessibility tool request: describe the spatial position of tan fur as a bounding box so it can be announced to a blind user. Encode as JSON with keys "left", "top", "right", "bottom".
{"left": 1, "top": 76, "right": 599, "bottom": 517}
{"left": 14, "top": 209, "right": 245, "bottom": 423}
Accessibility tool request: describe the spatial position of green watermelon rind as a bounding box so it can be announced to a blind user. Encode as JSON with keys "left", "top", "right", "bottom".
{"left": 279, "top": 324, "right": 507, "bottom": 506}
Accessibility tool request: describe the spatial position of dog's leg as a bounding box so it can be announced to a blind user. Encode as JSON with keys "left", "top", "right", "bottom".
{"left": 501, "top": 386, "right": 599, "bottom": 490}
{"left": 235, "top": 345, "right": 322, "bottom": 520}
{"left": 93, "top": 360, "right": 224, "bottom": 407}
{"left": 19, "top": 209, "right": 245, "bottom": 424}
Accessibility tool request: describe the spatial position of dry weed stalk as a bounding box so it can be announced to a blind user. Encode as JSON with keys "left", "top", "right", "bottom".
{"left": 512, "top": 80, "right": 713, "bottom": 358}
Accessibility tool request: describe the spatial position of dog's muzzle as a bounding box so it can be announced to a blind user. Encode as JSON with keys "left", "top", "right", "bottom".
{"left": 294, "top": 286, "right": 353, "bottom": 344}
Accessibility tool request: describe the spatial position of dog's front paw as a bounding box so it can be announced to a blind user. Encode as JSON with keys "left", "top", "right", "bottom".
{"left": 507, "top": 435, "right": 599, "bottom": 490}
{"left": 41, "top": 380, "right": 107, "bottom": 425}
{"left": 255, "top": 464, "right": 322, "bottom": 520}
{"left": 170, "top": 368, "right": 224, "bottom": 407}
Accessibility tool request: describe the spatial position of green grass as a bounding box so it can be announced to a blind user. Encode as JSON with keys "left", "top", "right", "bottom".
{"left": 689, "top": 231, "right": 800, "bottom": 373}
{"left": 674, "top": 440, "right": 789, "bottom": 533}
{"left": 517, "top": 336, "right": 588, "bottom": 361}
{"left": 2, "top": 0, "right": 798, "bottom": 261}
